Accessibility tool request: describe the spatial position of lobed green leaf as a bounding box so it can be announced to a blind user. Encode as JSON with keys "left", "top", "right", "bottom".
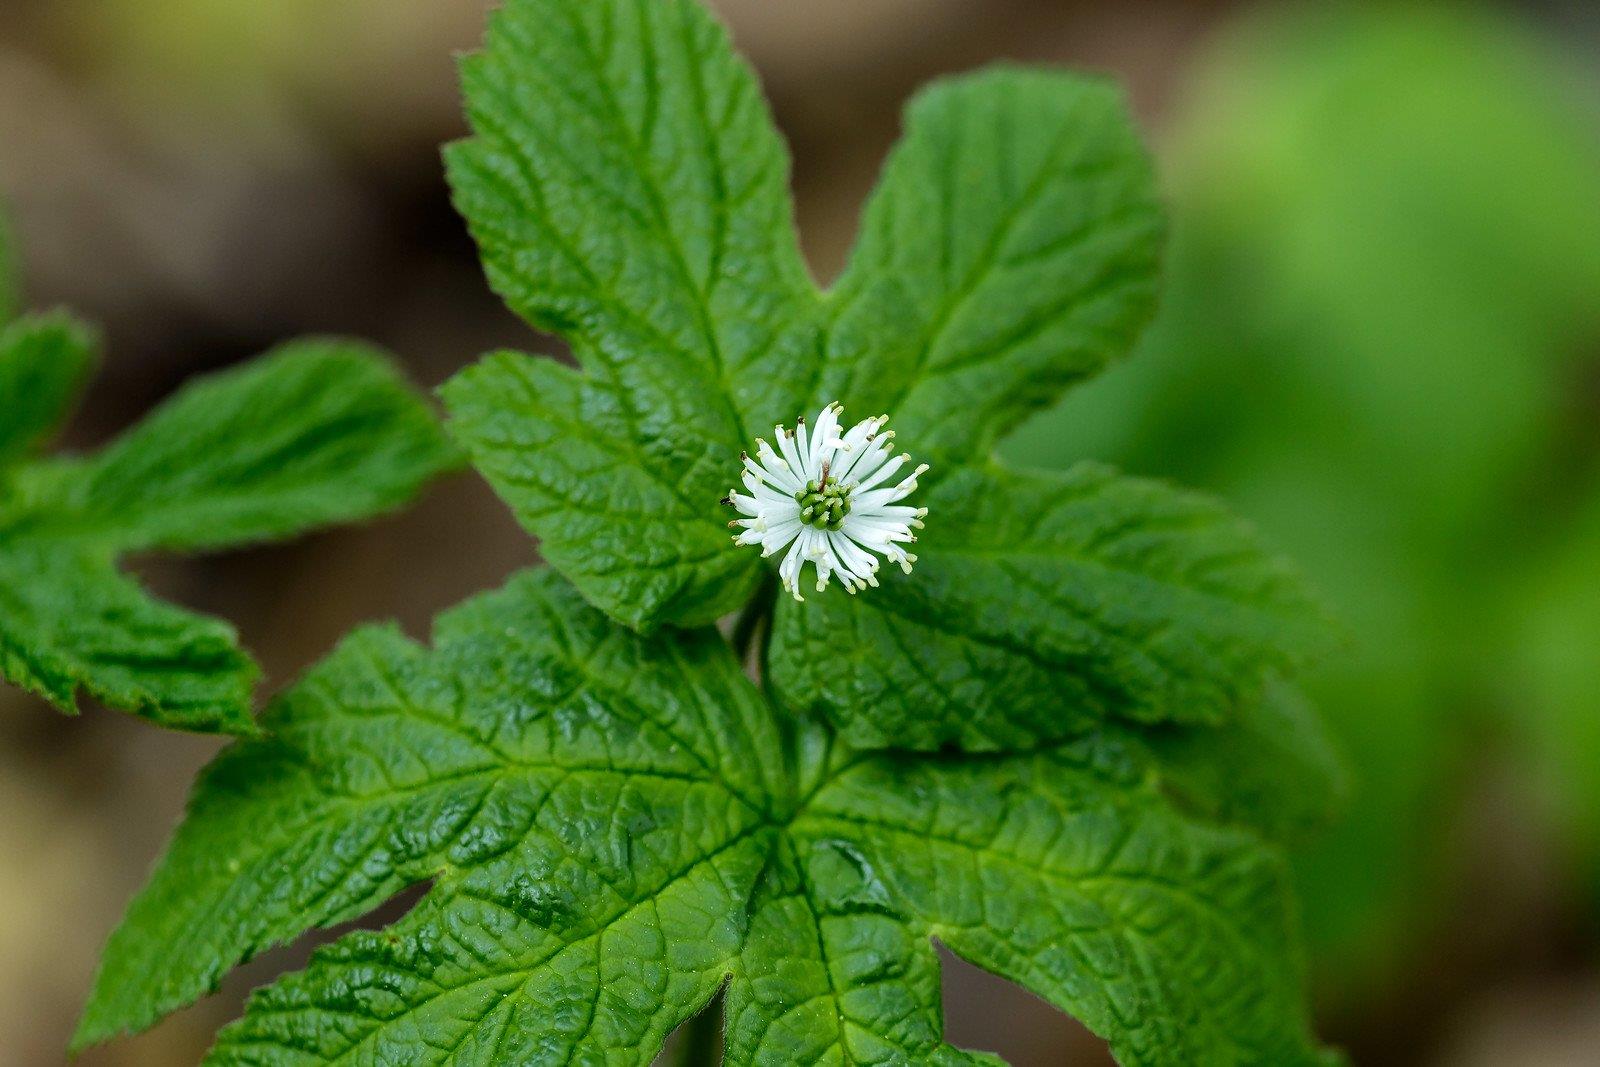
{"left": 788, "top": 742, "right": 1332, "bottom": 1066}
{"left": 771, "top": 461, "right": 1329, "bottom": 750}
{"left": 443, "top": 2, "right": 1167, "bottom": 636}
{"left": 820, "top": 66, "right": 1164, "bottom": 462}
{"left": 80, "top": 571, "right": 1335, "bottom": 1065}
{"left": 68, "top": 5, "right": 1343, "bottom": 1062}
{"left": 442, "top": 351, "right": 761, "bottom": 630}
{"left": 0, "top": 336, "right": 457, "bottom": 732}
{"left": 443, "top": 0, "right": 818, "bottom": 629}
{"left": 75, "top": 569, "right": 785, "bottom": 1053}
{"left": 725, "top": 830, "right": 1005, "bottom": 1066}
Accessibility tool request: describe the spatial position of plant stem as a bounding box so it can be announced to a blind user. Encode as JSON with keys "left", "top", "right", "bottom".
{"left": 729, "top": 572, "right": 777, "bottom": 667}
{"left": 670, "top": 1000, "right": 722, "bottom": 1067}
{"left": 683, "top": 579, "right": 770, "bottom": 1066}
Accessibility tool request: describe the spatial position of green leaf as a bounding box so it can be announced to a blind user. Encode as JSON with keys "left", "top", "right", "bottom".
{"left": 79, "top": 571, "right": 1333, "bottom": 1065}
{"left": 442, "top": 352, "right": 762, "bottom": 630}
{"left": 443, "top": 3, "right": 1166, "bottom": 634}
{"left": 76, "top": 569, "right": 786, "bottom": 1053}
{"left": 1000, "top": 2, "right": 1600, "bottom": 990}
{"left": 0, "top": 337, "right": 457, "bottom": 731}
{"left": 443, "top": 0, "right": 817, "bottom": 629}
{"left": 1140, "top": 682, "right": 1350, "bottom": 844}
{"left": 787, "top": 742, "right": 1330, "bottom": 1067}
{"left": 1509, "top": 490, "right": 1600, "bottom": 887}
{"left": 821, "top": 67, "right": 1163, "bottom": 461}
{"left": 770, "top": 461, "right": 1328, "bottom": 750}
{"left": 724, "top": 830, "right": 1003, "bottom": 1067}
{"left": 0, "top": 312, "right": 99, "bottom": 466}
{"left": 41, "top": 339, "right": 460, "bottom": 552}
{"left": 0, "top": 539, "right": 255, "bottom": 728}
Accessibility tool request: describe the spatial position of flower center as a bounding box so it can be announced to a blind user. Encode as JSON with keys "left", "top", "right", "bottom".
{"left": 796, "top": 472, "right": 850, "bottom": 530}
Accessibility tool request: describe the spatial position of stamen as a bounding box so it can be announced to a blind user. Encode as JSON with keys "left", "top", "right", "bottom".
{"left": 726, "top": 402, "right": 926, "bottom": 595}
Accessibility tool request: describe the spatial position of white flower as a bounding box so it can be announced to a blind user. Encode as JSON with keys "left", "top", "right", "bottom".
{"left": 726, "top": 402, "right": 927, "bottom": 601}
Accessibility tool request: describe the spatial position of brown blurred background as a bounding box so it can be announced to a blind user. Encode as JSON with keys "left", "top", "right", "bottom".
{"left": 3, "top": 1, "right": 1599, "bottom": 1064}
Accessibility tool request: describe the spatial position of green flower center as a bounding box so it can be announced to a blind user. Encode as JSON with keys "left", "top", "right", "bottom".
{"left": 796, "top": 475, "right": 851, "bottom": 531}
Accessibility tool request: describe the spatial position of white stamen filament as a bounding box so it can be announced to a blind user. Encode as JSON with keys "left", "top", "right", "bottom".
{"left": 726, "top": 403, "right": 926, "bottom": 601}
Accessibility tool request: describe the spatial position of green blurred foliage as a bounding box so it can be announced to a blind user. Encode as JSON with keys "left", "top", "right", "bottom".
{"left": 1006, "top": 2, "right": 1600, "bottom": 1000}
{"left": 1510, "top": 488, "right": 1600, "bottom": 889}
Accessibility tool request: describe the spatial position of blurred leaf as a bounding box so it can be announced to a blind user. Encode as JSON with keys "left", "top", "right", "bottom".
{"left": 1509, "top": 489, "right": 1600, "bottom": 889}
{"left": 39, "top": 340, "right": 459, "bottom": 553}
{"left": 1004, "top": 2, "right": 1600, "bottom": 995}
{"left": 0, "top": 313, "right": 99, "bottom": 467}
{"left": 0, "top": 337, "right": 457, "bottom": 733}
{"left": 0, "top": 539, "right": 255, "bottom": 727}
{"left": 1144, "top": 681, "right": 1350, "bottom": 846}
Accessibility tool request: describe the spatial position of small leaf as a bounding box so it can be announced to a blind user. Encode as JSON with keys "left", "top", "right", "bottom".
{"left": 0, "top": 336, "right": 456, "bottom": 732}
{"left": 0, "top": 539, "right": 256, "bottom": 731}
{"left": 442, "top": 352, "right": 761, "bottom": 629}
{"left": 770, "top": 462, "right": 1328, "bottom": 750}
{"left": 821, "top": 67, "right": 1163, "bottom": 461}
{"left": 443, "top": 0, "right": 818, "bottom": 629}
{"left": 48, "top": 339, "right": 460, "bottom": 552}
{"left": 0, "top": 312, "right": 99, "bottom": 466}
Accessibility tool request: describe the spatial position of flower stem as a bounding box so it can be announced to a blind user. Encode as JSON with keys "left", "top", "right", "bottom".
{"left": 729, "top": 572, "right": 777, "bottom": 667}
{"left": 669, "top": 999, "right": 722, "bottom": 1066}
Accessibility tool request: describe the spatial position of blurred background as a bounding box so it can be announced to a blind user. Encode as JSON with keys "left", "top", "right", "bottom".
{"left": 1, "top": 1, "right": 1597, "bottom": 1063}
